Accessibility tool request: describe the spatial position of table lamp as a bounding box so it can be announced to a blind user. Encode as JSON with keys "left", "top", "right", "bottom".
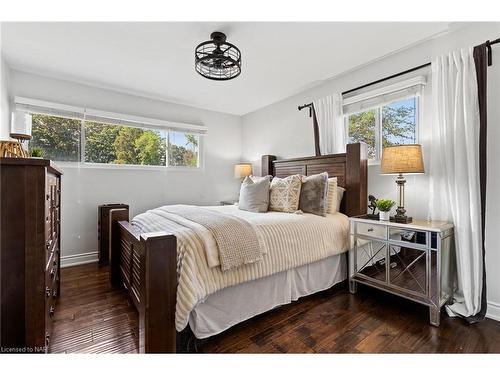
{"left": 380, "top": 144, "right": 424, "bottom": 223}
{"left": 234, "top": 163, "right": 253, "bottom": 182}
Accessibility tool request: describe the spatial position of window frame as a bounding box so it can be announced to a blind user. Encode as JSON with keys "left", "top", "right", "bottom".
{"left": 344, "top": 95, "right": 420, "bottom": 164}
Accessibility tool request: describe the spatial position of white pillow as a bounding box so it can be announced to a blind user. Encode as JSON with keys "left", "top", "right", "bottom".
{"left": 249, "top": 175, "right": 272, "bottom": 183}
{"left": 326, "top": 177, "right": 346, "bottom": 214}
{"left": 326, "top": 177, "right": 338, "bottom": 213}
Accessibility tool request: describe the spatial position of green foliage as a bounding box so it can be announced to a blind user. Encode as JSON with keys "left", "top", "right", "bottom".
{"left": 376, "top": 199, "right": 395, "bottom": 212}
{"left": 382, "top": 103, "right": 416, "bottom": 147}
{"left": 348, "top": 99, "right": 416, "bottom": 159}
{"left": 85, "top": 122, "right": 120, "bottom": 163}
{"left": 135, "top": 130, "right": 166, "bottom": 166}
{"left": 30, "top": 147, "right": 44, "bottom": 157}
{"left": 348, "top": 109, "right": 376, "bottom": 159}
{"left": 30, "top": 114, "right": 197, "bottom": 167}
{"left": 31, "top": 114, "right": 81, "bottom": 161}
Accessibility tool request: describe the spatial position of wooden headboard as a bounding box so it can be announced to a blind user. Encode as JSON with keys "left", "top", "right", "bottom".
{"left": 261, "top": 143, "right": 368, "bottom": 217}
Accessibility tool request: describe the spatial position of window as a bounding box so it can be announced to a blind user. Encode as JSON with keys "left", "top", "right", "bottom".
{"left": 84, "top": 121, "right": 167, "bottom": 166}
{"left": 31, "top": 114, "right": 81, "bottom": 162}
{"left": 344, "top": 75, "right": 424, "bottom": 161}
{"left": 20, "top": 98, "right": 204, "bottom": 168}
{"left": 347, "top": 97, "right": 418, "bottom": 160}
{"left": 167, "top": 131, "right": 200, "bottom": 167}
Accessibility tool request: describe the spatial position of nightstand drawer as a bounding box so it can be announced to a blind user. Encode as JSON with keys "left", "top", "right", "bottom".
{"left": 355, "top": 222, "right": 386, "bottom": 239}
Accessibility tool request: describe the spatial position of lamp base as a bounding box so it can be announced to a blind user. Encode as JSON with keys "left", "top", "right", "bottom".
{"left": 390, "top": 215, "right": 413, "bottom": 224}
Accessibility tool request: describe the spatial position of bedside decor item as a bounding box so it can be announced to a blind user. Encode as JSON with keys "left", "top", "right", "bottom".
{"left": 234, "top": 163, "right": 253, "bottom": 181}
{"left": 380, "top": 144, "right": 424, "bottom": 223}
{"left": 375, "top": 199, "right": 395, "bottom": 221}
{"left": 195, "top": 31, "right": 241, "bottom": 81}
{"left": 0, "top": 140, "right": 27, "bottom": 157}
{"left": 30, "top": 147, "right": 44, "bottom": 158}
{"left": 8, "top": 111, "right": 32, "bottom": 158}
{"left": 367, "top": 194, "right": 379, "bottom": 219}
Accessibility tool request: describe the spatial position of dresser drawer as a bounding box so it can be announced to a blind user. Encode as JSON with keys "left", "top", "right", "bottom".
{"left": 355, "top": 222, "right": 387, "bottom": 239}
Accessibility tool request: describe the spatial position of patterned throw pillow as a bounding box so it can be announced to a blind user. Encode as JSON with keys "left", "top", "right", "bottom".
{"left": 269, "top": 175, "right": 302, "bottom": 213}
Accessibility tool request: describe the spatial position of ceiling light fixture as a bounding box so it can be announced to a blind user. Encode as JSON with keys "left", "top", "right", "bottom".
{"left": 195, "top": 31, "right": 241, "bottom": 81}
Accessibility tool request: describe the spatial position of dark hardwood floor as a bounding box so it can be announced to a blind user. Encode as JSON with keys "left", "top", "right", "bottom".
{"left": 50, "top": 263, "right": 500, "bottom": 354}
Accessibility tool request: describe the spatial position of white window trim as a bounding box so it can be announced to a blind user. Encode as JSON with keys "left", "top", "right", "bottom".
{"left": 22, "top": 97, "right": 205, "bottom": 170}
{"left": 14, "top": 96, "right": 207, "bottom": 134}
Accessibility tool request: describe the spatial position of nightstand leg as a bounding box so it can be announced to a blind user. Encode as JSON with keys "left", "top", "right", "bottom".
{"left": 349, "top": 279, "right": 357, "bottom": 294}
{"left": 429, "top": 306, "right": 441, "bottom": 326}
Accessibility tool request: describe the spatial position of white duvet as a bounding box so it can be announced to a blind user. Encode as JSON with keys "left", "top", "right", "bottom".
{"left": 132, "top": 204, "right": 349, "bottom": 331}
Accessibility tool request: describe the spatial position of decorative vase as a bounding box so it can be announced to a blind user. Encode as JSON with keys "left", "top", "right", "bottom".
{"left": 379, "top": 211, "right": 390, "bottom": 221}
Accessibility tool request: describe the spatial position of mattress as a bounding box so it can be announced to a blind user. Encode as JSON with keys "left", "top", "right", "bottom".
{"left": 189, "top": 254, "right": 346, "bottom": 339}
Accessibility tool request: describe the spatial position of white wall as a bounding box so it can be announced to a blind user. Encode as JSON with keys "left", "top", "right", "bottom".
{"left": 0, "top": 55, "right": 10, "bottom": 139}
{"left": 8, "top": 70, "right": 243, "bottom": 266}
{"left": 241, "top": 23, "right": 500, "bottom": 320}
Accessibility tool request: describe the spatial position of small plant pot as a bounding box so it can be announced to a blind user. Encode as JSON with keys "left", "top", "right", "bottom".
{"left": 379, "top": 211, "right": 390, "bottom": 221}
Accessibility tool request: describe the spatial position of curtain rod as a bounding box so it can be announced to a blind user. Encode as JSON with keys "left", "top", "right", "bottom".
{"left": 341, "top": 62, "right": 431, "bottom": 96}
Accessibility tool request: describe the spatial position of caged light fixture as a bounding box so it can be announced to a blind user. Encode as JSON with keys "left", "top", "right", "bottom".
{"left": 195, "top": 31, "right": 241, "bottom": 81}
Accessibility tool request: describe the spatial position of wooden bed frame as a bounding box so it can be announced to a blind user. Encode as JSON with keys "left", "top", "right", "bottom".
{"left": 109, "top": 142, "right": 367, "bottom": 353}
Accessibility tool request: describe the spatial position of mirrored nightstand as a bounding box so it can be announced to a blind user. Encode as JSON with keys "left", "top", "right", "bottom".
{"left": 349, "top": 217, "right": 455, "bottom": 326}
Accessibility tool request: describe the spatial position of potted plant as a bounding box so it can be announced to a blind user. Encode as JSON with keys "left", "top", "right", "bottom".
{"left": 376, "top": 199, "right": 395, "bottom": 221}
{"left": 30, "top": 147, "right": 44, "bottom": 158}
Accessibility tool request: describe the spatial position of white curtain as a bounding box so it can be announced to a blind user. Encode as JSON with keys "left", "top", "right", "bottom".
{"left": 429, "top": 47, "right": 483, "bottom": 318}
{"left": 313, "top": 93, "right": 345, "bottom": 154}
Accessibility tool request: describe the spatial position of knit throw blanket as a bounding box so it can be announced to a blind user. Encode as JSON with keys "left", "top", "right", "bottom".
{"left": 161, "top": 205, "right": 264, "bottom": 271}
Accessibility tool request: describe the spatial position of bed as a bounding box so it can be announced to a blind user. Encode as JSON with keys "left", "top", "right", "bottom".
{"left": 109, "top": 143, "right": 368, "bottom": 353}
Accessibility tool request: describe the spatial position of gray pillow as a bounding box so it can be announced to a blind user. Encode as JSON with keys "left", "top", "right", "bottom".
{"left": 238, "top": 176, "right": 271, "bottom": 213}
{"left": 299, "top": 172, "right": 329, "bottom": 216}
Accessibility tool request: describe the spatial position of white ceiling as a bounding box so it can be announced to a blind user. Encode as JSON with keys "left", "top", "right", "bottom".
{"left": 1, "top": 22, "right": 452, "bottom": 115}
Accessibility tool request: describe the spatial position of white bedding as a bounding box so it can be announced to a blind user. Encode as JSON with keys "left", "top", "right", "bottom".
{"left": 132, "top": 204, "right": 350, "bottom": 332}
{"left": 189, "top": 254, "right": 346, "bottom": 338}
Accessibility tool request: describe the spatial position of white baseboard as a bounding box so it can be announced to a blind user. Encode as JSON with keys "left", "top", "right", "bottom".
{"left": 60, "top": 251, "right": 98, "bottom": 268}
{"left": 487, "top": 301, "right": 500, "bottom": 322}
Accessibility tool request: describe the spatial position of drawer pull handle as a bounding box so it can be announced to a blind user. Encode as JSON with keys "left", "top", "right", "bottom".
{"left": 46, "top": 240, "right": 52, "bottom": 250}
{"left": 367, "top": 228, "right": 374, "bottom": 232}
{"left": 45, "top": 333, "right": 50, "bottom": 346}
{"left": 49, "top": 306, "right": 55, "bottom": 318}
{"left": 52, "top": 290, "right": 58, "bottom": 298}
{"left": 45, "top": 287, "right": 51, "bottom": 297}
{"left": 50, "top": 268, "right": 56, "bottom": 278}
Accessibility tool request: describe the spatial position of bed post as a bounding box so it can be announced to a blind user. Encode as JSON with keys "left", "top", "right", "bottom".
{"left": 261, "top": 155, "right": 276, "bottom": 176}
{"left": 138, "top": 232, "right": 177, "bottom": 353}
{"left": 345, "top": 142, "right": 368, "bottom": 217}
{"left": 109, "top": 208, "right": 129, "bottom": 287}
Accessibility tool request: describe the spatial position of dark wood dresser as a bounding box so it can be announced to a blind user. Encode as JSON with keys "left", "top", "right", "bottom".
{"left": 0, "top": 158, "right": 62, "bottom": 353}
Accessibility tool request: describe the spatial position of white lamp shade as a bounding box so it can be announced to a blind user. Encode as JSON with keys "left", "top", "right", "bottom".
{"left": 234, "top": 163, "right": 252, "bottom": 179}
{"left": 10, "top": 111, "right": 32, "bottom": 139}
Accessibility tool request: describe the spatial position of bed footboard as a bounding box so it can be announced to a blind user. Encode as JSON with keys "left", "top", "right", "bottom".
{"left": 110, "top": 209, "right": 177, "bottom": 353}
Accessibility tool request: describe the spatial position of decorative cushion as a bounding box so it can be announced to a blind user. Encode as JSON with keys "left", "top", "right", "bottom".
{"left": 298, "top": 172, "right": 329, "bottom": 216}
{"left": 238, "top": 176, "right": 271, "bottom": 213}
{"left": 326, "top": 177, "right": 338, "bottom": 214}
{"left": 249, "top": 175, "right": 272, "bottom": 183}
{"left": 335, "top": 186, "right": 346, "bottom": 213}
{"left": 269, "top": 175, "right": 302, "bottom": 213}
